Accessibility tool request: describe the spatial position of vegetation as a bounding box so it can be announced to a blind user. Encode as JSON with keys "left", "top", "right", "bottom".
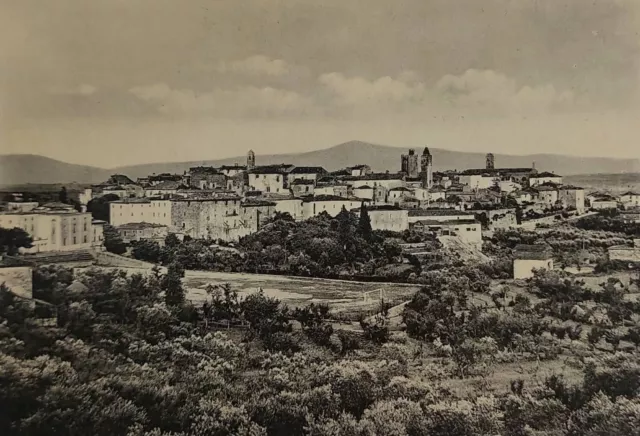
{"left": 3, "top": 259, "right": 640, "bottom": 435}
{"left": 0, "top": 227, "right": 33, "bottom": 255}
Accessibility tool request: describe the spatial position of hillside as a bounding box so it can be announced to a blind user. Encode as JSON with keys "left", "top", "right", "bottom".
{"left": 108, "top": 140, "right": 640, "bottom": 178}
{"left": 2, "top": 141, "right": 639, "bottom": 185}
{"left": 0, "top": 154, "right": 110, "bottom": 186}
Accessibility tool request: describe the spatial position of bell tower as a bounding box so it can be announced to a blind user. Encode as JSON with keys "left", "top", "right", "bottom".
{"left": 247, "top": 150, "right": 256, "bottom": 170}
{"left": 420, "top": 147, "right": 433, "bottom": 188}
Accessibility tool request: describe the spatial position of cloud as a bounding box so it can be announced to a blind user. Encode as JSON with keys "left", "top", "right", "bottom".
{"left": 318, "top": 72, "right": 426, "bottom": 110}
{"left": 435, "top": 69, "right": 574, "bottom": 114}
{"left": 129, "top": 82, "right": 312, "bottom": 117}
{"left": 217, "top": 55, "right": 291, "bottom": 77}
{"left": 48, "top": 84, "right": 97, "bottom": 96}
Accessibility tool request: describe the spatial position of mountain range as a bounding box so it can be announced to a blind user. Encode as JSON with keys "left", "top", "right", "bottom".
{"left": 1, "top": 140, "right": 639, "bottom": 186}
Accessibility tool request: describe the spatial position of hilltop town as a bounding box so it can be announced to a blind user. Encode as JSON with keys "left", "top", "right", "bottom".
{"left": 2, "top": 147, "right": 640, "bottom": 273}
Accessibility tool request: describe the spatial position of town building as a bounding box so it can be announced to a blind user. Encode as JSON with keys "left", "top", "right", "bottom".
{"left": 420, "top": 147, "right": 434, "bottom": 188}
{"left": 359, "top": 205, "right": 409, "bottom": 232}
{"left": 290, "top": 179, "right": 315, "bottom": 196}
{"left": 92, "top": 174, "right": 143, "bottom": 199}
{"left": 458, "top": 174, "right": 499, "bottom": 190}
{"left": 535, "top": 185, "right": 559, "bottom": 207}
{"left": 558, "top": 186, "right": 585, "bottom": 213}
{"left": 411, "top": 219, "right": 482, "bottom": 246}
{"left": 188, "top": 167, "right": 227, "bottom": 190}
{"left": 170, "top": 196, "right": 273, "bottom": 241}
{"left": 116, "top": 222, "right": 169, "bottom": 244}
{"left": 513, "top": 244, "right": 553, "bottom": 279}
{"left": 620, "top": 191, "right": 640, "bottom": 208}
{"left": 401, "top": 149, "right": 420, "bottom": 178}
{"left": 109, "top": 198, "right": 172, "bottom": 227}
{"left": 6, "top": 202, "right": 39, "bottom": 213}
{"left": 0, "top": 203, "right": 95, "bottom": 253}
{"left": 529, "top": 172, "right": 563, "bottom": 187}
{"left": 144, "top": 180, "right": 185, "bottom": 197}
{"left": 247, "top": 164, "right": 295, "bottom": 194}
{"left": 302, "top": 195, "right": 365, "bottom": 218}
{"left": 346, "top": 164, "right": 372, "bottom": 177}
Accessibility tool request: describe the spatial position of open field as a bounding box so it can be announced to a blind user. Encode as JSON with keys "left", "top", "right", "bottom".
{"left": 78, "top": 266, "right": 420, "bottom": 314}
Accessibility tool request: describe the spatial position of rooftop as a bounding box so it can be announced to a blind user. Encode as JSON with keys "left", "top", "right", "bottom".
{"left": 460, "top": 168, "right": 537, "bottom": 176}
{"left": 532, "top": 171, "right": 561, "bottom": 178}
{"left": 513, "top": 244, "right": 553, "bottom": 260}
{"left": 289, "top": 166, "right": 326, "bottom": 174}
{"left": 290, "top": 179, "right": 315, "bottom": 185}
{"left": 248, "top": 164, "right": 295, "bottom": 174}
{"left": 304, "top": 194, "right": 360, "bottom": 203}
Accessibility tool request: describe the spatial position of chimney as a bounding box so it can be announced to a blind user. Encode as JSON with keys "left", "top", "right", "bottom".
{"left": 532, "top": 161, "right": 536, "bottom": 169}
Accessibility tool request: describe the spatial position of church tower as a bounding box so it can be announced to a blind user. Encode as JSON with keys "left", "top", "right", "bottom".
{"left": 247, "top": 149, "right": 256, "bottom": 170}
{"left": 486, "top": 153, "right": 495, "bottom": 170}
{"left": 420, "top": 147, "right": 433, "bottom": 188}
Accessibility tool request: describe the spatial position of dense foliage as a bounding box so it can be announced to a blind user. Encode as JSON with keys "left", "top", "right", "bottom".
{"left": 0, "top": 227, "right": 33, "bottom": 255}
{"left": 3, "top": 263, "right": 640, "bottom": 435}
{"left": 132, "top": 209, "right": 426, "bottom": 282}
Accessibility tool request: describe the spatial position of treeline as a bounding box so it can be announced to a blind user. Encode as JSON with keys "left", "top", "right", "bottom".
{"left": 131, "top": 209, "right": 434, "bottom": 282}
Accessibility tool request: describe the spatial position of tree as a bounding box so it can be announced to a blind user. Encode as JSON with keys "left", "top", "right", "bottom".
{"left": 58, "top": 186, "right": 68, "bottom": 203}
{"left": 102, "top": 224, "right": 126, "bottom": 254}
{"left": 0, "top": 227, "right": 33, "bottom": 255}
{"left": 86, "top": 193, "right": 119, "bottom": 222}
{"left": 163, "top": 261, "right": 185, "bottom": 307}
{"left": 357, "top": 204, "right": 373, "bottom": 240}
{"left": 131, "top": 240, "right": 161, "bottom": 263}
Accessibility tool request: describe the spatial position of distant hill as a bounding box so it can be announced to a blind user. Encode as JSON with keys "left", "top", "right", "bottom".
{"left": 2, "top": 141, "right": 639, "bottom": 186}
{"left": 0, "top": 154, "right": 110, "bottom": 186}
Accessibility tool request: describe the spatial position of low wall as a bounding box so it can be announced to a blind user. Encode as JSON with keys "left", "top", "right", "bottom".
{"left": 94, "top": 251, "right": 162, "bottom": 270}
{"left": 609, "top": 247, "right": 640, "bottom": 263}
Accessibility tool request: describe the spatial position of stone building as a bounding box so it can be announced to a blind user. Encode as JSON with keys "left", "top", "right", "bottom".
{"left": 170, "top": 196, "right": 275, "bottom": 241}
{"left": 116, "top": 222, "right": 169, "bottom": 244}
{"left": 558, "top": 186, "right": 585, "bottom": 213}
{"left": 420, "top": 147, "right": 434, "bottom": 188}
{"left": 188, "top": 167, "right": 227, "bottom": 190}
{"left": 401, "top": 149, "right": 420, "bottom": 178}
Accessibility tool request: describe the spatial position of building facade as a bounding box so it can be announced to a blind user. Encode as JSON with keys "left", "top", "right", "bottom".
{"left": 109, "top": 199, "right": 172, "bottom": 227}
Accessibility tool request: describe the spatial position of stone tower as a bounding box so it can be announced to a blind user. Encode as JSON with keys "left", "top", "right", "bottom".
{"left": 486, "top": 153, "right": 495, "bottom": 170}
{"left": 401, "top": 148, "right": 419, "bottom": 178}
{"left": 247, "top": 149, "right": 256, "bottom": 170}
{"left": 420, "top": 147, "right": 433, "bottom": 188}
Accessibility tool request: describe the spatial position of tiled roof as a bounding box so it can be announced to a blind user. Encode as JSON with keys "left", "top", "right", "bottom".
{"left": 289, "top": 166, "right": 326, "bottom": 174}
{"left": 248, "top": 164, "right": 294, "bottom": 174}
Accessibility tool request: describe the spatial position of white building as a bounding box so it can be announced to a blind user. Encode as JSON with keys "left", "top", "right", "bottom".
{"left": 458, "top": 174, "right": 499, "bottom": 190}
{"left": 302, "top": 195, "right": 365, "bottom": 219}
{"left": 513, "top": 244, "right": 553, "bottom": 279}
{"left": 361, "top": 206, "right": 409, "bottom": 232}
{"left": 535, "top": 186, "right": 559, "bottom": 207}
{"left": 620, "top": 191, "right": 640, "bottom": 208}
{"left": 109, "top": 198, "right": 172, "bottom": 227}
{"left": 529, "top": 172, "right": 563, "bottom": 187}
{"left": 0, "top": 204, "right": 96, "bottom": 253}
{"left": 247, "top": 164, "right": 294, "bottom": 194}
{"left": 273, "top": 198, "right": 305, "bottom": 221}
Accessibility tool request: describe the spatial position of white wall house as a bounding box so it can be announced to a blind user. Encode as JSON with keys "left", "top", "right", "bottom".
{"left": 109, "top": 199, "right": 172, "bottom": 227}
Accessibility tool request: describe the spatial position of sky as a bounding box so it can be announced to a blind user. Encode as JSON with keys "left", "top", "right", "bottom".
{"left": 1, "top": 0, "right": 639, "bottom": 168}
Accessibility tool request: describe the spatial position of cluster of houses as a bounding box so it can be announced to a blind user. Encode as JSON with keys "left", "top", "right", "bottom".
{"left": 2, "top": 148, "right": 638, "bottom": 259}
